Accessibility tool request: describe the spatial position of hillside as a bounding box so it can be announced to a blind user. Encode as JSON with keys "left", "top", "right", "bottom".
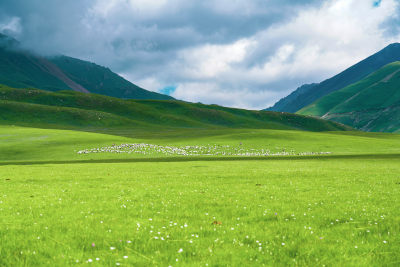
{"left": 298, "top": 62, "right": 400, "bottom": 133}
{"left": 267, "top": 43, "right": 400, "bottom": 112}
{"left": 265, "top": 83, "right": 317, "bottom": 113}
{"left": 0, "top": 84, "right": 351, "bottom": 132}
{"left": 0, "top": 33, "right": 172, "bottom": 100}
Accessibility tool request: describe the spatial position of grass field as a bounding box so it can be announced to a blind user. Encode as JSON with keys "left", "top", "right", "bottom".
{"left": 1, "top": 125, "right": 400, "bottom": 266}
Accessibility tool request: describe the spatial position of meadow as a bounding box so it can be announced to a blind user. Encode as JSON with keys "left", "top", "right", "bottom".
{"left": 1, "top": 125, "right": 400, "bottom": 266}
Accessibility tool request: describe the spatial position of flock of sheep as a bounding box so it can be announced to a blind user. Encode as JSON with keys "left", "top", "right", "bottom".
{"left": 77, "top": 143, "right": 332, "bottom": 157}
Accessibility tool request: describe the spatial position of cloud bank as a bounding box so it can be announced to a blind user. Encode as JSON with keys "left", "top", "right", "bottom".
{"left": 0, "top": 0, "right": 399, "bottom": 109}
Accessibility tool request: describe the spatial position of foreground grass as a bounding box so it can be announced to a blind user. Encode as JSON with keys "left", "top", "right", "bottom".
{"left": 0, "top": 125, "right": 399, "bottom": 266}
{"left": 0, "top": 157, "right": 399, "bottom": 266}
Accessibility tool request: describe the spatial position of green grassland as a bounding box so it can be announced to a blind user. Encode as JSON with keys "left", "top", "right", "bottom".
{"left": 0, "top": 125, "right": 400, "bottom": 266}
{"left": 0, "top": 83, "right": 399, "bottom": 266}
{"left": 0, "top": 126, "right": 399, "bottom": 163}
{"left": 0, "top": 84, "right": 351, "bottom": 132}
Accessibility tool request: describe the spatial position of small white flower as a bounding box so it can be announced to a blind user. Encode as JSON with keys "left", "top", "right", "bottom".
{"left": 282, "top": 243, "right": 285, "bottom": 246}
{"left": 123, "top": 256, "right": 128, "bottom": 259}
{"left": 88, "top": 259, "right": 93, "bottom": 262}
{"left": 178, "top": 248, "right": 183, "bottom": 253}
{"left": 383, "top": 240, "right": 387, "bottom": 243}
{"left": 110, "top": 247, "right": 116, "bottom": 250}
{"left": 96, "top": 258, "right": 100, "bottom": 261}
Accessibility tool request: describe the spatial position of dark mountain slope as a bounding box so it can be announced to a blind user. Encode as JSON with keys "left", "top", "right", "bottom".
{"left": 267, "top": 43, "right": 400, "bottom": 112}
{"left": 48, "top": 56, "right": 170, "bottom": 100}
{"left": 265, "top": 83, "right": 317, "bottom": 112}
{"left": 0, "top": 33, "right": 172, "bottom": 100}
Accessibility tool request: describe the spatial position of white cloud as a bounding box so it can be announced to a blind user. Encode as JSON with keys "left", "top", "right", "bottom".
{"left": 172, "top": 82, "right": 282, "bottom": 109}
{"left": 166, "top": 0, "right": 400, "bottom": 109}
{"left": 209, "top": 0, "right": 268, "bottom": 16}
{"left": 249, "top": 0, "right": 400, "bottom": 80}
{"left": 0, "top": 16, "right": 22, "bottom": 36}
{"left": 176, "top": 39, "right": 255, "bottom": 79}
{"left": 130, "top": 76, "right": 163, "bottom": 92}
{"left": 128, "top": 0, "right": 168, "bottom": 12}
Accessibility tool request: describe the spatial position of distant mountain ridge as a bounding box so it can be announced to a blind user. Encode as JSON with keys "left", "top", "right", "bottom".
{"left": 267, "top": 43, "right": 400, "bottom": 112}
{"left": 298, "top": 61, "right": 400, "bottom": 133}
{"left": 0, "top": 33, "right": 172, "bottom": 100}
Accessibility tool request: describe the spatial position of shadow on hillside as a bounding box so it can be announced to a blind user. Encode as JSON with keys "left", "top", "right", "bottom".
{"left": 1, "top": 154, "right": 399, "bottom": 166}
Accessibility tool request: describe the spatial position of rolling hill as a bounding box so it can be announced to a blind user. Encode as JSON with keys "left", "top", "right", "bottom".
{"left": 0, "top": 33, "right": 172, "bottom": 100}
{"left": 298, "top": 62, "right": 400, "bottom": 133}
{"left": 0, "top": 84, "right": 352, "bottom": 132}
{"left": 267, "top": 43, "right": 400, "bottom": 112}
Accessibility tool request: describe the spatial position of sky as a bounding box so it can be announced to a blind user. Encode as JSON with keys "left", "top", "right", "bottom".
{"left": 0, "top": 0, "right": 400, "bottom": 109}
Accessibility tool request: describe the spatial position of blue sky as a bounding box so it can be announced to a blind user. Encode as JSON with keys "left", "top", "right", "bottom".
{"left": 0, "top": 0, "right": 399, "bottom": 109}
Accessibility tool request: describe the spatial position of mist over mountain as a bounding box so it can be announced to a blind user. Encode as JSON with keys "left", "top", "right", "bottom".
{"left": 0, "top": 33, "right": 172, "bottom": 100}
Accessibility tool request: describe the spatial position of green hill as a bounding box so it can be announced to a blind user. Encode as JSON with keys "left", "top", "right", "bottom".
{"left": 298, "top": 62, "right": 400, "bottom": 132}
{"left": 0, "top": 33, "right": 172, "bottom": 100}
{"left": 0, "top": 84, "right": 351, "bottom": 132}
{"left": 267, "top": 43, "right": 400, "bottom": 112}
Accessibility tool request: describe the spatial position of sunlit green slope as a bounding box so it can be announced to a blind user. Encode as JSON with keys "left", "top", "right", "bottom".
{"left": 1, "top": 125, "right": 399, "bottom": 163}
{"left": 299, "top": 62, "right": 400, "bottom": 132}
{"left": 0, "top": 84, "right": 351, "bottom": 132}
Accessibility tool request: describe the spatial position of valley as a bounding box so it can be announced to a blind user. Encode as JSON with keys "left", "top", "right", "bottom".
{"left": 0, "top": 8, "right": 400, "bottom": 264}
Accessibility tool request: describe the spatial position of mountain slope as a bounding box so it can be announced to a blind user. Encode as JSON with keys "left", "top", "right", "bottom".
{"left": 48, "top": 55, "right": 170, "bottom": 100}
{"left": 265, "top": 83, "right": 317, "bottom": 112}
{"left": 267, "top": 43, "right": 400, "bottom": 112}
{"left": 0, "top": 33, "right": 172, "bottom": 100}
{"left": 298, "top": 62, "right": 400, "bottom": 133}
{"left": 0, "top": 84, "right": 352, "bottom": 132}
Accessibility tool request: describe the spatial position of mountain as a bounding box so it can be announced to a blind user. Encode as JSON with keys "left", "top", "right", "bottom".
{"left": 0, "top": 33, "right": 172, "bottom": 100}
{"left": 267, "top": 43, "right": 400, "bottom": 112}
{"left": 265, "top": 83, "right": 317, "bottom": 113}
{"left": 0, "top": 84, "right": 352, "bottom": 132}
{"left": 298, "top": 62, "right": 400, "bottom": 133}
